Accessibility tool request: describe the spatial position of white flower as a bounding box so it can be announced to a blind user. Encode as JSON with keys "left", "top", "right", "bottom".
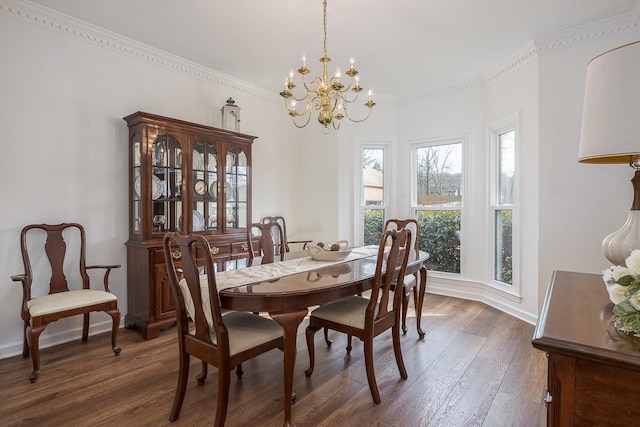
{"left": 630, "top": 292, "right": 640, "bottom": 311}
{"left": 625, "top": 249, "right": 640, "bottom": 275}
{"left": 603, "top": 258, "right": 640, "bottom": 307}
{"left": 612, "top": 265, "right": 634, "bottom": 281}
{"left": 607, "top": 283, "right": 629, "bottom": 304}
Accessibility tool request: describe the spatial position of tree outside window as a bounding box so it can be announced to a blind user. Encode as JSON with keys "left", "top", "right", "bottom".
{"left": 362, "top": 148, "right": 385, "bottom": 245}
{"left": 415, "top": 141, "right": 462, "bottom": 273}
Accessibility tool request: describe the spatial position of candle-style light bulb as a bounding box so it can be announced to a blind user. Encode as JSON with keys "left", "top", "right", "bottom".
{"left": 335, "top": 67, "right": 341, "bottom": 80}
{"left": 349, "top": 57, "right": 355, "bottom": 71}
{"left": 302, "top": 54, "right": 306, "bottom": 68}
{"left": 367, "top": 87, "right": 372, "bottom": 101}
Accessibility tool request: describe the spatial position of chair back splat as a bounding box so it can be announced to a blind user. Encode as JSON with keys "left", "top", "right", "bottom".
{"left": 260, "top": 215, "right": 312, "bottom": 252}
{"left": 384, "top": 218, "right": 422, "bottom": 336}
{"left": 248, "top": 222, "right": 285, "bottom": 266}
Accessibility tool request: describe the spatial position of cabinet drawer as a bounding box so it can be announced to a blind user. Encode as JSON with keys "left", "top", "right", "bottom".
{"left": 207, "top": 242, "right": 231, "bottom": 258}
{"left": 231, "top": 240, "right": 252, "bottom": 256}
{"left": 155, "top": 243, "right": 230, "bottom": 264}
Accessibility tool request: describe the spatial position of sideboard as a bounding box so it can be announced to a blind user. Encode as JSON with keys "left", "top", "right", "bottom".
{"left": 532, "top": 270, "right": 640, "bottom": 426}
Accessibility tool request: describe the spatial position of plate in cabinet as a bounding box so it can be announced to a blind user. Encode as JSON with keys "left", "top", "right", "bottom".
{"left": 176, "top": 151, "right": 204, "bottom": 170}
{"left": 133, "top": 175, "right": 163, "bottom": 199}
{"left": 177, "top": 210, "right": 206, "bottom": 231}
{"left": 151, "top": 175, "right": 163, "bottom": 199}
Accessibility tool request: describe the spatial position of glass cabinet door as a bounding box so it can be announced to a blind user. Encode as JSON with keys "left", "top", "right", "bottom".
{"left": 151, "top": 134, "right": 183, "bottom": 235}
{"left": 191, "top": 140, "right": 218, "bottom": 233}
{"left": 132, "top": 133, "right": 142, "bottom": 235}
{"left": 225, "top": 146, "right": 248, "bottom": 230}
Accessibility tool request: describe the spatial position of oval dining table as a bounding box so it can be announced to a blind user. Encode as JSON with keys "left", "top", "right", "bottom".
{"left": 218, "top": 250, "right": 429, "bottom": 427}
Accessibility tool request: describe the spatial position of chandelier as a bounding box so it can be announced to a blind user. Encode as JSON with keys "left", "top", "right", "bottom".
{"left": 279, "top": 0, "right": 375, "bottom": 132}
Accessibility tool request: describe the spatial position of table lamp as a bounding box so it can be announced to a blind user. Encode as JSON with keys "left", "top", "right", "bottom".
{"left": 578, "top": 40, "right": 640, "bottom": 266}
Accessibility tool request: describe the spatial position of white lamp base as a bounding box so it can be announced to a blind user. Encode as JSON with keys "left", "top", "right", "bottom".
{"left": 602, "top": 210, "right": 640, "bottom": 266}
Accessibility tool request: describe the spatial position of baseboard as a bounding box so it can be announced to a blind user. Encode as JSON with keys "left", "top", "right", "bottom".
{"left": 0, "top": 319, "right": 125, "bottom": 360}
{"left": 427, "top": 277, "right": 538, "bottom": 326}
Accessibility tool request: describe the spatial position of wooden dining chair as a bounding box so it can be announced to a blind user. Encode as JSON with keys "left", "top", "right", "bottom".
{"left": 304, "top": 228, "right": 412, "bottom": 404}
{"left": 10, "top": 223, "right": 121, "bottom": 383}
{"left": 261, "top": 215, "right": 312, "bottom": 252}
{"left": 384, "top": 218, "right": 421, "bottom": 335}
{"left": 248, "top": 222, "right": 285, "bottom": 266}
{"left": 163, "top": 232, "right": 284, "bottom": 426}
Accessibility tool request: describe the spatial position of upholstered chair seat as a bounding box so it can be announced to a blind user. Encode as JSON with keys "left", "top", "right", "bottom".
{"left": 27, "top": 290, "right": 117, "bottom": 317}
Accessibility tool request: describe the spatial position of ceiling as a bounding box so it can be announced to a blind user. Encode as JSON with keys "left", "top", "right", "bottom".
{"left": 29, "top": 0, "right": 638, "bottom": 95}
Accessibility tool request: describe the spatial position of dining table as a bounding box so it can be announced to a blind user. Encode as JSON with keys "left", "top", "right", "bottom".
{"left": 200, "top": 246, "right": 429, "bottom": 427}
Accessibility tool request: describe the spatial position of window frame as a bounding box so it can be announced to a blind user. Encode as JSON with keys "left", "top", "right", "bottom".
{"left": 487, "top": 114, "right": 520, "bottom": 294}
{"left": 355, "top": 140, "right": 392, "bottom": 247}
{"left": 410, "top": 134, "right": 466, "bottom": 275}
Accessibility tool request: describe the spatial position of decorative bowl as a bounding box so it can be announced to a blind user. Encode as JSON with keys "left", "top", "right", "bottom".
{"left": 306, "top": 240, "right": 351, "bottom": 262}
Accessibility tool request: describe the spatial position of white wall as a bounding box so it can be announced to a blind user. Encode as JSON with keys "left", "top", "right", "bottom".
{"left": 537, "top": 29, "right": 640, "bottom": 304}
{"left": 0, "top": 4, "right": 300, "bottom": 358}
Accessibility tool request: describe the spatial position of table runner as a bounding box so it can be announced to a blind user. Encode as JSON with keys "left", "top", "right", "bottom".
{"left": 211, "top": 245, "right": 379, "bottom": 291}
{"left": 181, "top": 246, "right": 380, "bottom": 327}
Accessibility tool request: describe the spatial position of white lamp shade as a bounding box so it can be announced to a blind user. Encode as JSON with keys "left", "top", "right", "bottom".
{"left": 579, "top": 40, "right": 640, "bottom": 164}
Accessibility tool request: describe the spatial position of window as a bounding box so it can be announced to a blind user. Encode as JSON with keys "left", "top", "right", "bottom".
{"left": 491, "top": 127, "right": 515, "bottom": 285}
{"left": 360, "top": 146, "right": 386, "bottom": 245}
{"left": 413, "top": 138, "right": 463, "bottom": 273}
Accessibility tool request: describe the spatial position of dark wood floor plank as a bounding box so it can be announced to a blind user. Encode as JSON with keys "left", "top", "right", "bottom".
{"left": 427, "top": 356, "right": 508, "bottom": 426}
{"left": 0, "top": 294, "right": 547, "bottom": 427}
{"left": 379, "top": 332, "right": 487, "bottom": 425}
{"left": 482, "top": 390, "right": 546, "bottom": 427}
{"left": 477, "top": 312, "right": 529, "bottom": 364}
{"left": 424, "top": 298, "right": 486, "bottom": 345}
{"left": 462, "top": 303, "right": 509, "bottom": 338}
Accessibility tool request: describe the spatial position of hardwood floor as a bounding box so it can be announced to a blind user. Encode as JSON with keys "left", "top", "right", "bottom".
{"left": 0, "top": 294, "right": 547, "bottom": 427}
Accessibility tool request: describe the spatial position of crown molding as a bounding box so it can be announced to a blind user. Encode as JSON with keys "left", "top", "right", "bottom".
{"left": 533, "top": 8, "right": 640, "bottom": 53}
{"left": 395, "top": 77, "right": 485, "bottom": 104}
{"left": 482, "top": 40, "right": 538, "bottom": 84}
{"left": 0, "top": 0, "right": 281, "bottom": 104}
{"left": 401, "top": 6, "right": 640, "bottom": 104}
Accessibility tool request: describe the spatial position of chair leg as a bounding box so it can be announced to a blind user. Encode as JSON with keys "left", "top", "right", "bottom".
{"left": 401, "top": 288, "right": 410, "bottom": 335}
{"left": 392, "top": 324, "right": 408, "bottom": 380}
{"left": 346, "top": 335, "right": 353, "bottom": 355}
{"left": 27, "top": 324, "right": 46, "bottom": 383}
{"left": 363, "top": 336, "right": 380, "bottom": 404}
{"left": 196, "top": 361, "right": 208, "bottom": 385}
{"left": 323, "top": 327, "right": 332, "bottom": 347}
{"left": 235, "top": 363, "right": 243, "bottom": 379}
{"left": 214, "top": 364, "right": 231, "bottom": 427}
{"left": 22, "top": 320, "right": 30, "bottom": 358}
{"left": 413, "top": 285, "right": 423, "bottom": 338}
{"left": 305, "top": 325, "right": 320, "bottom": 378}
{"left": 82, "top": 313, "right": 90, "bottom": 342}
{"left": 106, "top": 309, "right": 121, "bottom": 354}
{"left": 169, "top": 351, "right": 190, "bottom": 421}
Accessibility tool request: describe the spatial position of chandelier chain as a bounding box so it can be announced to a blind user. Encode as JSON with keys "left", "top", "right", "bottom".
{"left": 323, "top": 0, "right": 327, "bottom": 58}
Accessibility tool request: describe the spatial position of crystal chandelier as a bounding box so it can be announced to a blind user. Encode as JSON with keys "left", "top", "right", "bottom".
{"left": 279, "top": 0, "right": 375, "bottom": 132}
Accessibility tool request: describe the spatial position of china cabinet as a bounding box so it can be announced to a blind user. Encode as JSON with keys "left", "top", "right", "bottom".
{"left": 532, "top": 270, "right": 640, "bottom": 426}
{"left": 124, "top": 112, "right": 257, "bottom": 339}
